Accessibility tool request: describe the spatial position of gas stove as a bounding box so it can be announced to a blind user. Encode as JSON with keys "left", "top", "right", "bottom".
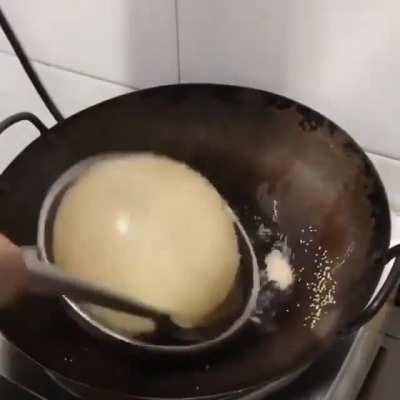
{"left": 0, "top": 305, "right": 390, "bottom": 400}
{"left": 0, "top": 213, "right": 398, "bottom": 400}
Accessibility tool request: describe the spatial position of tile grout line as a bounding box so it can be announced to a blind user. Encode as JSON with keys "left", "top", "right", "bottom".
{"left": 0, "top": 48, "right": 140, "bottom": 91}
{"left": 365, "top": 148, "right": 400, "bottom": 163}
{"left": 174, "top": 0, "right": 181, "bottom": 83}
{"left": 1, "top": 46, "right": 400, "bottom": 162}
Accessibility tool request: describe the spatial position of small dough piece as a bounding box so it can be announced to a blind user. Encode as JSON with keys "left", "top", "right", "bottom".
{"left": 53, "top": 154, "right": 240, "bottom": 335}
{"left": 264, "top": 249, "right": 294, "bottom": 291}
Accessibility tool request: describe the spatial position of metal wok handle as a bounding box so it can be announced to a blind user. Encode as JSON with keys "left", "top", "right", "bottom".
{"left": 0, "top": 112, "right": 49, "bottom": 137}
{"left": 343, "top": 244, "right": 400, "bottom": 333}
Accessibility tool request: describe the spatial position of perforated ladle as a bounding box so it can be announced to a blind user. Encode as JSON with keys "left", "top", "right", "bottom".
{"left": 34, "top": 154, "right": 260, "bottom": 354}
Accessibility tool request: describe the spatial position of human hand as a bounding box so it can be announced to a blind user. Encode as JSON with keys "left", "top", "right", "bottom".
{"left": 0, "top": 234, "right": 26, "bottom": 306}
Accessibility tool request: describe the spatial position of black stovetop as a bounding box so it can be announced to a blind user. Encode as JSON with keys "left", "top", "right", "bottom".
{"left": 1, "top": 299, "right": 398, "bottom": 400}
{"left": 0, "top": 331, "right": 359, "bottom": 400}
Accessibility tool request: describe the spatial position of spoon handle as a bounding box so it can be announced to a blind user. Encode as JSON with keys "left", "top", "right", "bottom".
{"left": 21, "top": 246, "right": 169, "bottom": 321}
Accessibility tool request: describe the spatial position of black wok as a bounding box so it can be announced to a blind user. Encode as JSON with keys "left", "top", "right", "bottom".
{"left": 0, "top": 84, "right": 399, "bottom": 399}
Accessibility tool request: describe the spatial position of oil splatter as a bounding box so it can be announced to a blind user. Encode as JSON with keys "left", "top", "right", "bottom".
{"left": 272, "top": 199, "right": 279, "bottom": 223}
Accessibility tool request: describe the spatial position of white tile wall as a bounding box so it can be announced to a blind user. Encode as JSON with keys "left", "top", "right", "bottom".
{"left": 368, "top": 153, "right": 400, "bottom": 214}
{"left": 0, "top": 50, "right": 132, "bottom": 172}
{"left": 0, "top": 0, "right": 178, "bottom": 88}
{"left": 177, "top": 0, "right": 400, "bottom": 160}
{"left": 1, "top": 0, "right": 400, "bottom": 212}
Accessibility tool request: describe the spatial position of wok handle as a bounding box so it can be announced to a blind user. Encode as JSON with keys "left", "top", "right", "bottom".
{"left": 343, "top": 244, "right": 400, "bottom": 333}
{"left": 0, "top": 112, "right": 49, "bottom": 137}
